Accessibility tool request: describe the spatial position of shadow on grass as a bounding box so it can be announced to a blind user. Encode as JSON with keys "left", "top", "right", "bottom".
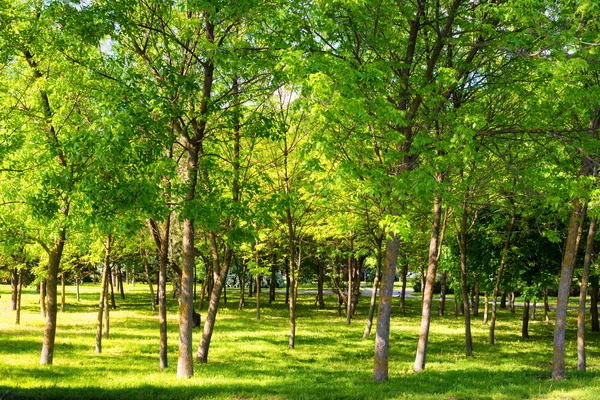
{"left": 1, "top": 367, "right": 597, "bottom": 400}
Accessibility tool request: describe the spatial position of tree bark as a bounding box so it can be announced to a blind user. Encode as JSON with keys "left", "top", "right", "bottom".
{"left": 509, "top": 292, "right": 515, "bottom": 313}
{"left": 438, "top": 272, "right": 447, "bottom": 316}
{"left": 373, "top": 235, "right": 400, "bottom": 381}
{"left": 414, "top": 191, "right": 443, "bottom": 372}
{"left": 15, "top": 270, "right": 23, "bottom": 325}
{"left": 317, "top": 261, "right": 325, "bottom": 310}
{"left": 11, "top": 269, "right": 18, "bottom": 311}
{"left": 483, "top": 293, "right": 489, "bottom": 325}
{"left": 96, "top": 234, "right": 112, "bottom": 354}
{"left": 142, "top": 249, "right": 156, "bottom": 312}
{"left": 40, "top": 228, "right": 67, "bottom": 365}
{"left": 400, "top": 262, "right": 408, "bottom": 316}
{"left": 346, "top": 237, "right": 353, "bottom": 325}
{"left": 490, "top": 213, "right": 515, "bottom": 344}
{"left": 544, "top": 287, "right": 551, "bottom": 326}
{"left": 108, "top": 264, "right": 116, "bottom": 310}
{"left": 270, "top": 252, "right": 276, "bottom": 304}
{"left": 458, "top": 202, "right": 472, "bottom": 357}
{"left": 500, "top": 290, "right": 507, "bottom": 309}
{"left": 363, "top": 237, "right": 383, "bottom": 339}
{"left": 239, "top": 258, "right": 246, "bottom": 310}
{"left": 256, "top": 274, "right": 261, "bottom": 320}
{"left": 522, "top": 299, "right": 530, "bottom": 339}
{"left": 578, "top": 218, "right": 596, "bottom": 371}
{"left": 552, "top": 199, "right": 585, "bottom": 380}
{"left": 118, "top": 265, "right": 125, "bottom": 300}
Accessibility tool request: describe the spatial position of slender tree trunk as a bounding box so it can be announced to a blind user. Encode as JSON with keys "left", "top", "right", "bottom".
{"left": 472, "top": 283, "right": 480, "bottom": 317}
{"left": 108, "top": 264, "right": 116, "bottom": 310}
{"left": 199, "top": 266, "right": 209, "bottom": 311}
{"left": 118, "top": 265, "right": 125, "bottom": 300}
{"left": 248, "top": 273, "right": 253, "bottom": 298}
{"left": 15, "top": 270, "right": 23, "bottom": 325}
{"left": 103, "top": 283, "right": 110, "bottom": 339}
{"left": 270, "top": 252, "right": 276, "bottom": 304}
{"left": 373, "top": 235, "right": 400, "bottom": 382}
{"left": 438, "top": 272, "right": 447, "bottom": 316}
{"left": 531, "top": 300, "right": 536, "bottom": 320}
{"left": 578, "top": 218, "right": 596, "bottom": 371}
{"left": 500, "top": 291, "right": 507, "bottom": 309}
{"left": 400, "top": 262, "right": 408, "bottom": 316}
{"left": 346, "top": 239, "right": 353, "bottom": 325}
{"left": 454, "top": 288, "right": 459, "bottom": 317}
{"left": 552, "top": 199, "right": 585, "bottom": 380}
{"left": 142, "top": 250, "right": 156, "bottom": 312}
{"left": 544, "top": 287, "right": 551, "bottom": 326}
{"left": 317, "top": 261, "right": 325, "bottom": 310}
{"left": 256, "top": 274, "right": 261, "bottom": 320}
{"left": 509, "top": 292, "right": 515, "bottom": 313}
{"left": 96, "top": 235, "right": 112, "bottom": 353}
{"left": 591, "top": 286, "right": 599, "bottom": 332}
{"left": 458, "top": 203, "right": 472, "bottom": 357}
{"left": 483, "top": 293, "right": 489, "bottom": 325}
{"left": 414, "top": 191, "right": 443, "bottom": 372}
{"left": 40, "top": 227, "right": 67, "bottom": 365}
{"left": 285, "top": 259, "right": 290, "bottom": 305}
{"left": 522, "top": 299, "right": 530, "bottom": 339}
{"left": 178, "top": 169, "right": 198, "bottom": 379}
{"left": 490, "top": 213, "right": 515, "bottom": 344}
{"left": 196, "top": 243, "right": 232, "bottom": 363}
{"left": 288, "top": 238, "right": 301, "bottom": 349}
{"left": 11, "top": 268, "right": 18, "bottom": 311}
{"left": 363, "top": 238, "right": 383, "bottom": 339}
{"left": 239, "top": 259, "right": 246, "bottom": 310}
{"left": 75, "top": 277, "right": 80, "bottom": 302}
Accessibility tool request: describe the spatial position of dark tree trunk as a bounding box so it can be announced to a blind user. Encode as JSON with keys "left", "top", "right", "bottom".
{"left": 108, "top": 264, "right": 116, "bottom": 310}
{"left": 458, "top": 203, "right": 472, "bottom": 357}
{"left": 509, "top": 292, "right": 515, "bottom": 313}
{"left": 483, "top": 293, "right": 489, "bottom": 325}
{"left": 500, "top": 291, "right": 507, "bottom": 309}
{"left": 400, "top": 262, "right": 408, "bottom": 316}
{"left": 239, "top": 258, "right": 246, "bottom": 310}
{"left": 317, "top": 261, "right": 325, "bottom": 310}
{"left": 363, "top": 237, "right": 383, "bottom": 339}
{"left": 438, "top": 272, "right": 447, "bottom": 316}
{"left": 544, "top": 287, "right": 551, "bottom": 326}
{"left": 256, "top": 274, "right": 261, "bottom": 320}
{"left": 118, "top": 265, "right": 125, "bottom": 300}
{"left": 248, "top": 273, "right": 253, "bottom": 298}
{"left": 346, "top": 240, "right": 353, "bottom": 325}
{"left": 96, "top": 235, "right": 112, "bottom": 354}
{"left": 522, "top": 299, "right": 530, "bottom": 339}
{"left": 552, "top": 199, "right": 585, "bottom": 380}
{"left": 373, "top": 235, "right": 400, "bottom": 382}
{"left": 578, "top": 218, "right": 596, "bottom": 371}
{"left": 490, "top": 213, "right": 515, "bottom": 344}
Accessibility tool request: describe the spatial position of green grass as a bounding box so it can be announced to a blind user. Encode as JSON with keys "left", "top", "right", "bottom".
{"left": 1, "top": 283, "right": 600, "bottom": 399}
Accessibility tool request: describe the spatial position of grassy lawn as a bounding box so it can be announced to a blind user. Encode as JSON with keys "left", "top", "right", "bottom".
{"left": 1, "top": 283, "right": 599, "bottom": 399}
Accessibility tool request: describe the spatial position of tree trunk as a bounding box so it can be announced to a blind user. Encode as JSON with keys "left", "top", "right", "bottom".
{"left": 256, "top": 274, "right": 261, "bottom": 320}
{"left": 438, "top": 272, "right": 447, "bottom": 316}
{"left": 142, "top": 250, "right": 156, "bottom": 312}
{"left": 414, "top": 191, "right": 443, "bottom": 372}
{"left": 490, "top": 213, "right": 515, "bottom": 344}
{"left": 40, "top": 228, "right": 67, "bottom": 365}
{"left": 483, "top": 293, "right": 489, "bottom": 325}
{"left": 458, "top": 203, "right": 472, "bottom": 357}
{"left": 522, "top": 299, "right": 530, "bottom": 339}
{"left": 270, "top": 252, "right": 276, "bottom": 304}
{"left": 103, "top": 283, "right": 110, "bottom": 339}
{"left": 11, "top": 268, "right": 18, "bottom": 311}
{"left": 285, "top": 259, "right": 290, "bottom": 305}
{"left": 578, "top": 218, "right": 596, "bottom": 371}
{"left": 346, "top": 241, "right": 353, "bottom": 325}
{"left": 96, "top": 235, "right": 112, "bottom": 354}
{"left": 75, "top": 277, "right": 80, "bottom": 302}
{"left": 248, "top": 273, "right": 253, "bottom": 298}
{"left": 317, "top": 261, "right": 325, "bottom": 310}
{"left": 196, "top": 243, "right": 232, "bottom": 363}
{"left": 400, "top": 262, "right": 408, "bottom": 316}
{"left": 15, "top": 270, "right": 23, "bottom": 325}
{"left": 531, "top": 300, "right": 536, "bottom": 320}
{"left": 239, "top": 259, "right": 246, "bottom": 310}
{"left": 552, "top": 199, "right": 585, "bottom": 380}
{"left": 118, "top": 265, "right": 125, "bottom": 300}
{"left": 509, "top": 292, "right": 515, "bottom": 313}
{"left": 500, "top": 290, "right": 507, "bottom": 309}
{"left": 108, "top": 264, "right": 116, "bottom": 310}
{"left": 472, "top": 283, "right": 479, "bottom": 317}
{"left": 178, "top": 176, "right": 198, "bottom": 380}
{"left": 544, "top": 287, "right": 551, "bottom": 326}
{"left": 363, "top": 238, "right": 383, "bottom": 339}
{"left": 373, "top": 235, "right": 400, "bottom": 381}
{"left": 591, "top": 286, "right": 599, "bottom": 332}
